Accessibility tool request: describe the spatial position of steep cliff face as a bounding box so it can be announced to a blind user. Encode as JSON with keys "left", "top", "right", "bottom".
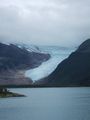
{"left": 0, "top": 43, "right": 50, "bottom": 85}
{"left": 36, "top": 39, "right": 90, "bottom": 86}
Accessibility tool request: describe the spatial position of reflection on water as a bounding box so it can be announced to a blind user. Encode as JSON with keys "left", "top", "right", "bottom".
{"left": 0, "top": 87, "right": 90, "bottom": 120}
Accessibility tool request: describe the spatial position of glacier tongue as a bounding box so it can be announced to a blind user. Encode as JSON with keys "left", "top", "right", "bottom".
{"left": 25, "top": 46, "right": 75, "bottom": 82}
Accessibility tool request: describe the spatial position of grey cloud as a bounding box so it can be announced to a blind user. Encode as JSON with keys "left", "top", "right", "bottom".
{"left": 0, "top": 0, "right": 90, "bottom": 47}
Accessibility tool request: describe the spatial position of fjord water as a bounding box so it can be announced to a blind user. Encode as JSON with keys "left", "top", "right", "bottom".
{"left": 0, "top": 88, "right": 90, "bottom": 120}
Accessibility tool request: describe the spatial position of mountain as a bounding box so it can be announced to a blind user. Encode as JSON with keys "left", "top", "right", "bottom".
{"left": 36, "top": 39, "right": 90, "bottom": 86}
{"left": 0, "top": 43, "right": 50, "bottom": 85}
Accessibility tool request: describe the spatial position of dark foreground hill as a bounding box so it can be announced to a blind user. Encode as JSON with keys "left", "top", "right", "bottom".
{"left": 36, "top": 39, "right": 90, "bottom": 87}
{"left": 0, "top": 43, "right": 50, "bottom": 85}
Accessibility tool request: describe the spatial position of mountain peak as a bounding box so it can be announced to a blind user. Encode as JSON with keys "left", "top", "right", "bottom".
{"left": 77, "top": 39, "right": 90, "bottom": 52}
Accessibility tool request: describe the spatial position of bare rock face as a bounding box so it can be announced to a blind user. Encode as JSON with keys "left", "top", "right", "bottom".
{"left": 0, "top": 43, "right": 50, "bottom": 70}
{"left": 0, "top": 70, "right": 33, "bottom": 85}
{"left": 0, "top": 43, "right": 50, "bottom": 85}
{"left": 36, "top": 39, "right": 90, "bottom": 86}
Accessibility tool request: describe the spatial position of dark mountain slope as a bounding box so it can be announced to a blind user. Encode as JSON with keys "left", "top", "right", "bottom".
{"left": 0, "top": 43, "right": 50, "bottom": 70}
{"left": 0, "top": 43, "right": 50, "bottom": 85}
{"left": 36, "top": 39, "right": 90, "bottom": 86}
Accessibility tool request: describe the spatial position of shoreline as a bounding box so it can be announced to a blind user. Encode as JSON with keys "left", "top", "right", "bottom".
{"left": 0, "top": 85, "right": 90, "bottom": 88}
{"left": 0, "top": 90, "right": 26, "bottom": 98}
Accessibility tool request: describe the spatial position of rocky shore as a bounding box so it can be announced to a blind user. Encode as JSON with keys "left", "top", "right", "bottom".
{"left": 0, "top": 88, "right": 25, "bottom": 98}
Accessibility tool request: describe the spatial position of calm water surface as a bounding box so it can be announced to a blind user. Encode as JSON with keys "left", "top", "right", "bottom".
{"left": 0, "top": 88, "right": 90, "bottom": 120}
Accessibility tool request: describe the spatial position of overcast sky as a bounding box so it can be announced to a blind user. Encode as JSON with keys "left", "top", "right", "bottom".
{"left": 0, "top": 0, "right": 90, "bottom": 47}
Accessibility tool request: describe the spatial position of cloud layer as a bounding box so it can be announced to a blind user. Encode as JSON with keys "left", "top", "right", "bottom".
{"left": 0, "top": 0, "right": 90, "bottom": 47}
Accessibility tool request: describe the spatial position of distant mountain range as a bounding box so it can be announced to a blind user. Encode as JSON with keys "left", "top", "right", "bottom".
{"left": 35, "top": 39, "right": 90, "bottom": 87}
{"left": 0, "top": 43, "right": 50, "bottom": 85}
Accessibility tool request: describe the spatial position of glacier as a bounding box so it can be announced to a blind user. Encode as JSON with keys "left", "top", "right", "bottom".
{"left": 25, "top": 46, "right": 75, "bottom": 82}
